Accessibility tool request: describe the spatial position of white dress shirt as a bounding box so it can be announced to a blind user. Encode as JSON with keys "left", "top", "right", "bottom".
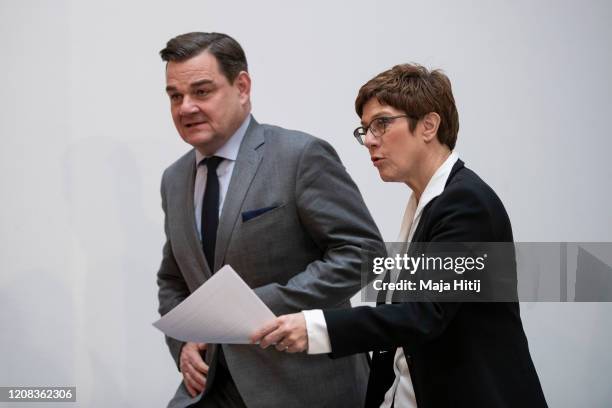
{"left": 194, "top": 115, "right": 251, "bottom": 240}
{"left": 303, "top": 151, "right": 459, "bottom": 408}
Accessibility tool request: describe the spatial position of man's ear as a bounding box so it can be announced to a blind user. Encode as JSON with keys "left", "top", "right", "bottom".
{"left": 421, "top": 112, "right": 441, "bottom": 143}
{"left": 234, "top": 71, "right": 251, "bottom": 104}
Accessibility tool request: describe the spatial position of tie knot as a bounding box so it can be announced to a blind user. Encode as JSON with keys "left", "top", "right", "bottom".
{"left": 203, "top": 156, "right": 223, "bottom": 171}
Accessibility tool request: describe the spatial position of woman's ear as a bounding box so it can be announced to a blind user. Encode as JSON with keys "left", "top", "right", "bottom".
{"left": 421, "top": 112, "right": 441, "bottom": 143}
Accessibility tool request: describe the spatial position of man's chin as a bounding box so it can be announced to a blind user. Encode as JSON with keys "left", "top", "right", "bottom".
{"left": 181, "top": 133, "right": 229, "bottom": 156}
{"left": 180, "top": 132, "right": 213, "bottom": 147}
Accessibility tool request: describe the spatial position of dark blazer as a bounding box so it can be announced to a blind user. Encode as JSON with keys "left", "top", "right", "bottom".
{"left": 323, "top": 160, "right": 548, "bottom": 408}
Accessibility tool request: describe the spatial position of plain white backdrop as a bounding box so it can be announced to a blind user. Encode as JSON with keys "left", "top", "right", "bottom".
{"left": 1, "top": 0, "right": 611, "bottom": 406}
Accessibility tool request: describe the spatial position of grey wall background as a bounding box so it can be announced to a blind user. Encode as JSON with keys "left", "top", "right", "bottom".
{"left": 1, "top": 0, "right": 611, "bottom": 406}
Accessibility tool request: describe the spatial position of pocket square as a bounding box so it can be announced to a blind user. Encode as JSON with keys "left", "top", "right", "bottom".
{"left": 241, "top": 205, "right": 279, "bottom": 222}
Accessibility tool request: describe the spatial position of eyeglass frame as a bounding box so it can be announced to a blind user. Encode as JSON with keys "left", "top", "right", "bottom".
{"left": 353, "top": 114, "right": 415, "bottom": 145}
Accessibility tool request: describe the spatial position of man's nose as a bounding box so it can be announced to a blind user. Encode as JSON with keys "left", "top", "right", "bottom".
{"left": 178, "top": 95, "right": 199, "bottom": 116}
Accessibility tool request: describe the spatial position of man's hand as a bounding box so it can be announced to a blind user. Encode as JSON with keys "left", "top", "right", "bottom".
{"left": 179, "top": 342, "right": 209, "bottom": 397}
{"left": 250, "top": 313, "right": 308, "bottom": 353}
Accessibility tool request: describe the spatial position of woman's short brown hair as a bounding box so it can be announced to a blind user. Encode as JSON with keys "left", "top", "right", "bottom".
{"left": 355, "top": 64, "right": 459, "bottom": 150}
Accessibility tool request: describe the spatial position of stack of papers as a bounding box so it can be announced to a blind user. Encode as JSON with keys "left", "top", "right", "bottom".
{"left": 153, "top": 265, "right": 276, "bottom": 343}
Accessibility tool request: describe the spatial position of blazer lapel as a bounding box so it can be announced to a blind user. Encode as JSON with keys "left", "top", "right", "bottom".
{"left": 445, "top": 159, "right": 464, "bottom": 188}
{"left": 410, "top": 159, "right": 465, "bottom": 242}
{"left": 214, "top": 119, "right": 265, "bottom": 271}
{"left": 172, "top": 150, "right": 213, "bottom": 284}
{"left": 390, "top": 159, "right": 466, "bottom": 302}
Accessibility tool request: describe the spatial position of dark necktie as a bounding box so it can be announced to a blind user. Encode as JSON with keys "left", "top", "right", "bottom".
{"left": 201, "top": 156, "right": 223, "bottom": 271}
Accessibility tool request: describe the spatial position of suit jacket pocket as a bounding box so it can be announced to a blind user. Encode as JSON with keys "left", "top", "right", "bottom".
{"left": 241, "top": 204, "right": 284, "bottom": 223}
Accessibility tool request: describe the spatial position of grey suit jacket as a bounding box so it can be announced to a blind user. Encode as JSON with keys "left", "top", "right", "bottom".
{"left": 157, "top": 117, "right": 386, "bottom": 407}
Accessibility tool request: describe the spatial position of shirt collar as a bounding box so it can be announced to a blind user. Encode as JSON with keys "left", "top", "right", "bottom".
{"left": 195, "top": 114, "right": 251, "bottom": 166}
{"left": 412, "top": 151, "right": 459, "bottom": 218}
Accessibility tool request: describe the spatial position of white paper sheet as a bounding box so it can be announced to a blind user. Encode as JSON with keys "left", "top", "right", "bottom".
{"left": 153, "top": 265, "right": 276, "bottom": 344}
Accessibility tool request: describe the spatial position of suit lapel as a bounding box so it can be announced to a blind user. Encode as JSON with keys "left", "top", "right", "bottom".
{"left": 174, "top": 150, "right": 213, "bottom": 281}
{"left": 390, "top": 159, "right": 466, "bottom": 302}
{"left": 445, "top": 159, "right": 464, "bottom": 188}
{"left": 410, "top": 159, "right": 465, "bottom": 242}
{"left": 214, "top": 119, "right": 265, "bottom": 271}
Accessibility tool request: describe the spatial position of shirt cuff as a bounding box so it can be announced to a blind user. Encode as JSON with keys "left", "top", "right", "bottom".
{"left": 302, "top": 309, "right": 332, "bottom": 354}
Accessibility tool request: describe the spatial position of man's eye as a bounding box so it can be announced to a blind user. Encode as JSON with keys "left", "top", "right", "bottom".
{"left": 376, "top": 118, "right": 391, "bottom": 126}
{"left": 195, "top": 89, "right": 209, "bottom": 97}
{"left": 169, "top": 94, "right": 181, "bottom": 101}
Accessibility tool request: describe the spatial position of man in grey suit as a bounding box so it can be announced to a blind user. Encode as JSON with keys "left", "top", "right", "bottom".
{"left": 156, "top": 32, "right": 385, "bottom": 407}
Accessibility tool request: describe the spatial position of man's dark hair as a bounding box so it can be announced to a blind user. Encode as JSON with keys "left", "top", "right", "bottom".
{"left": 355, "top": 64, "right": 459, "bottom": 150}
{"left": 160, "top": 32, "right": 248, "bottom": 83}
